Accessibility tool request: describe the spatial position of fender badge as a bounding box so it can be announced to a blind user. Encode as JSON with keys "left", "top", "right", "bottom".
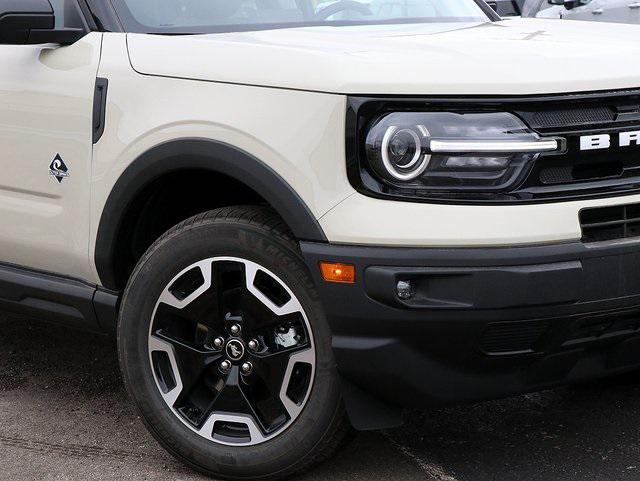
{"left": 49, "top": 154, "right": 70, "bottom": 183}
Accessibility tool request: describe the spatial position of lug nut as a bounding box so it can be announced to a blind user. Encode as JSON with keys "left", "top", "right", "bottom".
{"left": 230, "top": 324, "right": 241, "bottom": 335}
{"left": 241, "top": 362, "right": 253, "bottom": 375}
{"left": 220, "top": 360, "right": 231, "bottom": 372}
{"left": 248, "top": 339, "right": 259, "bottom": 352}
{"left": 212, "top": 337, "right": 225, "bottom": 349}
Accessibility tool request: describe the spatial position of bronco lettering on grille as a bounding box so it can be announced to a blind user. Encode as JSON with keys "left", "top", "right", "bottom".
{"left": 580, "top": 131, "right": 640, "bottom": 151}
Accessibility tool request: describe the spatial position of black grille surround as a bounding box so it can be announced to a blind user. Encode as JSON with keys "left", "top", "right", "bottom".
{"left": 580, "top": 202, "right": 640, "bottom": 243}
{"left": 347, "top": 89, "right": 640, "bottom": 205}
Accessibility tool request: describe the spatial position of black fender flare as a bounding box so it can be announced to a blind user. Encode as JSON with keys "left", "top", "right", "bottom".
{"left": 95, "top": 138, "right": 327, "bottom": 290}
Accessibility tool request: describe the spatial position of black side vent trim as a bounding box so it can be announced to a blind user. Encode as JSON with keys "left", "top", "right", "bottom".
{"left": 580, "top": 203, "right": 640, "bottom": 243}
{"left": 93, "top": 77, "right": 108, "bottom": 144}
{"left": 480, "top": 320, "right": 549, "bottom": 356}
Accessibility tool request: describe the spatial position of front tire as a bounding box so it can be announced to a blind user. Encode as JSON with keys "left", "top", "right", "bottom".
{"left": 118, "top": 207, "right": 350, "bottom": 480}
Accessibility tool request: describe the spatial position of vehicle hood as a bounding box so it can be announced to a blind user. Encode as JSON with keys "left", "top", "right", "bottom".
{"left": 127, "top": 18, "right": 640, "bottom": 95}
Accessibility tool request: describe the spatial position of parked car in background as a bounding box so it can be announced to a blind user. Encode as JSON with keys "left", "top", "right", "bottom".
{"left": 523, "top": 0, "right": 640, "bottom": 23}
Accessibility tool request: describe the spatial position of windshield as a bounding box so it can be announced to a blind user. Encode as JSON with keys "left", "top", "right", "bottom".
{"left": 110, "top": 0, "right": 493, "bottom": 34}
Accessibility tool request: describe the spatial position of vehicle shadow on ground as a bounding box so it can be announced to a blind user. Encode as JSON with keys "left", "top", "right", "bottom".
{"left": 1, "top": 315, "right": 640, "bottom": 481}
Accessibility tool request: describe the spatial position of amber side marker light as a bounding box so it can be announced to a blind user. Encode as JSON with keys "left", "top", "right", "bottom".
{"left": 319, "top": 262, "right": 356, "bottom": 284}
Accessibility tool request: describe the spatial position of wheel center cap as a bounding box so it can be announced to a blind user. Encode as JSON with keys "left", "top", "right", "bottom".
{"left": 226, "top": 339, "right": 245, "bottom": 361}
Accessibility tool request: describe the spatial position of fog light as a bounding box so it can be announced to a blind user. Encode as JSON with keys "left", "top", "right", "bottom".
{"left": 396, "top": 280, "right": 414, "bottom": 300}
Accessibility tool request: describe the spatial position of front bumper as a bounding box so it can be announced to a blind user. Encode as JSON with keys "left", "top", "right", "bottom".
{"left": 301, "top": 238, "right": 640, "bottom": 412}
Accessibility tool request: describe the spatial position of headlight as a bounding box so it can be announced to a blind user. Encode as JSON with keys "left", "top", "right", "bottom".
{"left": 379, "top": 125, "right": 431, "bottom": 181}
{"left": 364, "top": 112, "right": 563, "bottom": 194}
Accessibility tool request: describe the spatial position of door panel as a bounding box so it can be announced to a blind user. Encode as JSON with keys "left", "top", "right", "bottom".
{"left": 0, "top": 33, "right": 102, "bottom": 280}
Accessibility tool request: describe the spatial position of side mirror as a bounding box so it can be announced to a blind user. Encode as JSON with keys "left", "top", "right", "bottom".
{"left": 0, "top": 0, "right": 85, "bottom": 45}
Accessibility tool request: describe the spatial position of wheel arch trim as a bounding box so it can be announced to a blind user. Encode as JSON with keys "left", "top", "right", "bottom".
{"left": 94, "top": 138, "right": 327, "bottom": 290}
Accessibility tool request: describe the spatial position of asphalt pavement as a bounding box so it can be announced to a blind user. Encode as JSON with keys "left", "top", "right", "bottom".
{"left": 1, "top": 314, "right": 639, "bottom": 481}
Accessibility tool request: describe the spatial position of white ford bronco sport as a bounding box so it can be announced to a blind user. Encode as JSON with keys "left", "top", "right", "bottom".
{"left": 2, "top": 0, "right": 640, "bottom": 479}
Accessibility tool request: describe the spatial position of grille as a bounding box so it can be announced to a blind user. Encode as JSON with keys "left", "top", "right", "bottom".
{"left": 512, "top": 92, "right": 640, "bottom": 202}
{"left": 528, "top": 106, "right": 615, "bottom": 130}
{"left": 580, "top": 203, "right": 640, "bottom": 243}
{"left": 480, "top": 320, "right": 549, "bottom": 356}
{"left": 539, "top": 162, "right": 624, "bottom": 185}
